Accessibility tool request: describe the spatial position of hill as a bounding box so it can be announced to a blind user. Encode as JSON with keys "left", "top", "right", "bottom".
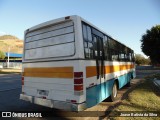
{"left": 0, "top": 35, "right": 23, "bottom": 54}
{"left": 0, "top": 35, "right": 19, "bottom": 40}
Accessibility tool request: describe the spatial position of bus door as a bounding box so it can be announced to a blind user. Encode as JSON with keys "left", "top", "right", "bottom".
{"left": 93, "top": 35, "right": 106, "bottom": 101}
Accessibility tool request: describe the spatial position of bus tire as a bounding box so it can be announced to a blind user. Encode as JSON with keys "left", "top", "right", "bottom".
{"left": 110, "top": 82, "right": 118, "bottom": 102}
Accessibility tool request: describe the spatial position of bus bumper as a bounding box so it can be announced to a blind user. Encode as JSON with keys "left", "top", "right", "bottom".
{"left": 20, "top": 94, "right": 86, "bottom": 111}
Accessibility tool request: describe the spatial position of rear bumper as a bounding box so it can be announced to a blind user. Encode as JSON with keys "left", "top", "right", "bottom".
{"left": 20, "top": 94, "right": 86, "bottom": 111}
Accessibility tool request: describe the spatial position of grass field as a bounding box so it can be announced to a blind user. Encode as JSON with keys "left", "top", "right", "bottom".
{"left": 108, "top": 74, "right": 160, "bottom": 120}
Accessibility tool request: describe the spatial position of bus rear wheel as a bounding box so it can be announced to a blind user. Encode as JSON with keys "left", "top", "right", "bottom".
{"left": 110, "top": 82, "right": 118, "bottom": 102}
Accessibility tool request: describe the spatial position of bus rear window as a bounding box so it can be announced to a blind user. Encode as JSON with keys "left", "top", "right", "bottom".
{"left": 24, "top": 21, "right": 75, "bottom": 60}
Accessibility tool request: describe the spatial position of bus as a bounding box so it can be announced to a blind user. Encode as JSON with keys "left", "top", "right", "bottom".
{"left": 20, "top": 15, "right": 136, "bottom": 111}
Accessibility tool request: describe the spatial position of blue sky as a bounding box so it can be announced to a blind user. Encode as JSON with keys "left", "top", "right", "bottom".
{"left": 0, "top": 0, "right": 159, "bottom": 56}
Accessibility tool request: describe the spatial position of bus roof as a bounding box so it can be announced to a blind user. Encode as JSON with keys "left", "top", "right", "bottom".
{"left": 24, "top": 15, "right": 77, "bottom": 34}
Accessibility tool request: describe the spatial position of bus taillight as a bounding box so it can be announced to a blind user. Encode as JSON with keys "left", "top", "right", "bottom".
{"left": 22, "top": 76, "right": 24, "bottom": 85}
{"left": 71, "top": 100, "right": 77, "bottom": 103}
{"left": 74, "top": 78, "right": 83, "bottom": 84}
{"left": 74, "top": 72, "right": 83, "bottom": 95}
{"left": 74, "top": 72, "right": 83, "bottom": 78}
{"left": 74, "top": 85, "right": 83, "bottom": 91}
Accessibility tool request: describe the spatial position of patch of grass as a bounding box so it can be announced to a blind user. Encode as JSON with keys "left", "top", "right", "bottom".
{"left": 109, "top": 74, "right": 160, "bottom": 120}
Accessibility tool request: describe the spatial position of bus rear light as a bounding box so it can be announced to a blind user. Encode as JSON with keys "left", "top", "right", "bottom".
{"left": 74, "top": 85, "right": 83, "bottom": 91}
{"left": 74, "top": 72, "right": 83, "bottom": 94}
{"left": 71, "top": 100, "right": 77, "bottom": 103}
{"left": 22, "top": 76, "right": 24, "bottom": 85}
{"left": 74, "top": 72, "right": 83, "bottom": 78}
{"left": 74, "top": 78, "right": 83, "bottom": 84}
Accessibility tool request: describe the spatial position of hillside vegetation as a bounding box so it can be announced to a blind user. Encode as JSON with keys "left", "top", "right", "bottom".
{"left": 0, "top": 35, "right": 19, "bottom": 40}
{"left": 0, "top": 35, "right": 23, "bottom": 54}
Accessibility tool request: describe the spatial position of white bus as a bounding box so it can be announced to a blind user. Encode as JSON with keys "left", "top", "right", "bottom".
{"left": 20, "top": 15, "right": 136, "bottom": 111}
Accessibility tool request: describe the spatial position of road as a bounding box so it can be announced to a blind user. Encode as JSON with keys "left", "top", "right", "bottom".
{"left": 0, "top": 66, "right": 160, "bottom": 119}
{"left": 0, "top": 74, "right": 21, "bottom": 91}
{"left": 0, "top": 74, "right": 53, "bottom": 112}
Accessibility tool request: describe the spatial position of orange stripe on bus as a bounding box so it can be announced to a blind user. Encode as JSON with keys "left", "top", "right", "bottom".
{"left": 24, "top": 67, "right": 73, "bottom": 73}
{"left": 24, "top": 67, "right": 73, "bottom": 78}
{"left": 86, "top": 64, "right": 134, "bottom": 78}
{"left": 86, "top": 66, "right": 97, "bottom": 78}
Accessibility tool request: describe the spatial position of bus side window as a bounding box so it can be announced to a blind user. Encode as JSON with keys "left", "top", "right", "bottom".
{"left": 104, "top": 36, "right": 109, "bottom": 60}
{"left": 88, "top": 42, "right": 94, "bottom": 58}
{"left": 85, "top": 48, "right": 89, "bottom": 58}
{"left": 93, "top": 37, "right": 98, "bottom": 58}
{"left": 128, "top": 49, "right": 132, "bottom": 62}
{"left": 84, "top": 42, "right": 94, "bottom": 59}
{"left": 108, "top": 38, "right": 120, "bottom": 61}
{"left": 87, "top": 26, "right": 92, "bottom": 42}
{"left": 82, "top": 24, "right": 87, "bottom": 41}
{"left": 82, "top": 23, "right": 94, "bottom": 59}
{"left": 132, "top": 51, "right": 135, "bottom": 62}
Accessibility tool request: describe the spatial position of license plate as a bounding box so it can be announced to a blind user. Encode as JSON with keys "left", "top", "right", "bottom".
{"left": 38, "top": 90, "right": 49, "bottom": 96}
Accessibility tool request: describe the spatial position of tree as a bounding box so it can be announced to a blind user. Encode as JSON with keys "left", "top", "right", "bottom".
{"left": 135, "top": 54, "right": 151, "bottom": 65}
{"left": 0, "top": 51, "right": 5, "bottom": 59}
{"left": 141, "top": 25, "right": 160, "bottom": 64}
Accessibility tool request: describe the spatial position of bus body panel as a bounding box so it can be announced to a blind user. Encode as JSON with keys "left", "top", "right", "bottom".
{"left": 21, "top": 60, "right": 86, "bottom": 111}
{"left": 86, "top": 78, "right": 114, "bottom": 108}
{"left": 23, "top": 61, "right": 80, "bottom": 102}
{"left": 83, "top": 60, "right": 135, "bottom": 108}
